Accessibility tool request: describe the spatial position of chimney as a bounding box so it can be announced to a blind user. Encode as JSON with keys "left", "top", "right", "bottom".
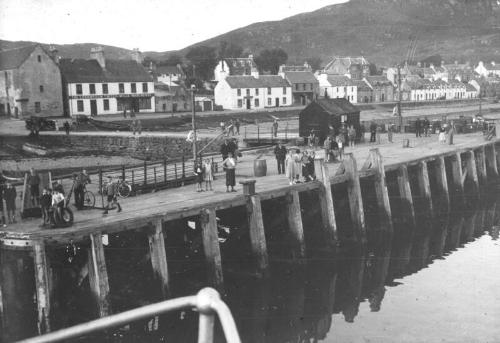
{"left": 248, "top": 54, "right": 254, "bottom": 60}
{"left": 48, "top": 45, "right": 60, "bottom": 63}
{"left": 90, "top": 46, "right": 105, "bottom": 69}
{"left": 131, "top": 48, "right": 143, "bottom": 64}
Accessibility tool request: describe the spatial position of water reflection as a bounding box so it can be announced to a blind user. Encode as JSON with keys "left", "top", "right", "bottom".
{"left": 1, "top": 191, "right": 499, "bottom": 342}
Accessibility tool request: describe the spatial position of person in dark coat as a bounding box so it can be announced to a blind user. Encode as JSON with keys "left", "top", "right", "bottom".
{"left": 274, "top": 142, "right": 287, "bottom": 174}
{"left": 415, "top": 118, "right": 422, "bottom": 138}
{"left": 4, "top": 182, "right": 17, "bottom": 224}
{"left": 63, "top": 121, "right": 71, "bottom": 135}
{"left": 220, "top": 139, "right": 232, "bottom": 161}
{"left": 423, "top": 118, "right": 430, "bottom": 137}
{"left": 369, "top": 121, "right": 377, "bottom": 143}
{"left": 40, "top": 188, "right": 52, "bottom": 226}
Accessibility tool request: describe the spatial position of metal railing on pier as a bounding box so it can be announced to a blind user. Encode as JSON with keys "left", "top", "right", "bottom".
{"left": 16, "top": 288, "right": 241, "bottom": 343}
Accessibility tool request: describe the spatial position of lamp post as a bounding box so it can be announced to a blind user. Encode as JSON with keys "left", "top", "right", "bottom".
{"left": 191, "top": 85, "right": 197, "bottom": 161}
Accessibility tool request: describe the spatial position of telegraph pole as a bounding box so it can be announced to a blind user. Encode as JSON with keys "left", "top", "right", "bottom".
{"left": 191, "top": 86, "right": 197, "bottom": 161}
{"left": 397, "top": 65, "right": 403, "bottom": 132}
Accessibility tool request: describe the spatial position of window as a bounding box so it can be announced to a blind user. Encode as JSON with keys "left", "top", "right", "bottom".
{"left": 138, "top": 98, "right": 151, "bottom": 109}
{"left": 255, "top": 88, "right": 259, "bottom": 95}
{"left": 267, "top": 98, "right": 272, "bottom": 106}
{"left": 131, "top": 83, "right": 137, "bottom": 93}
{"left": 237, "top": 89, "right": 241, "bottom": 96}
{"left": 283, "top": 87, "right": 287, "bottom": 94}
{"left": 35, "top": 102, "right": 41, "bottom": 113}
{"left": 162, "top": 104, "right": 166, "bottom": 111}
{"left": 302, "top": 84, "right": 306, "bottom": 91}
{"left": 295, "top": 84, "right": 299, "bottom": 91}
{"left": 255, "top": 99, "right": 260, "bottom": 107}
{"left": 76, "top": 84, "right": 83, "bottom": 95}
{"left": 77, "top": 100, "right": 84, "bottom": 112}
{"left": 142, "top": 83, "right": 148, "bottom": 93}
{"left": 39, "top": 85, "right": 44, "bottom": 93}
{"left": 246, "top": 89, "right": 250, "bottom": 96}
{"left": 102, "top": 84, "right": 108, "bottom": 94}
{"left": 237, "top": 99, "right": 243, "bottom": 108}
{"left": 89, "top": 84, "right": 96, "bottom": 94}
{"left": 119, "top": 83, "right": 125, "bottom": 93}
{"left": 282, "top": 97, "right": 287, "bottom": 105}
{"left": 103, "top": 99, "right": 109, "bottom": 111}
{"left": 37, "top": 55, "right": 41, "bottom": 62}
{"left": 267, "top": 87, "right": 271, "bottom": 95}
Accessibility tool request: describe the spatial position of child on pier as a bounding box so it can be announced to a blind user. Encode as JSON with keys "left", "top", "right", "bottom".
{"left": 103, "top": 176, "right": 122, "bottom": 215}
{"left": 203, "top": 159, "right": 214, "bottom": 191}
{"left": 194, "top": 160, "right": 205, "bottom": 192}
{"left": 40, "top": 188, "right": 52, "bottom": 226}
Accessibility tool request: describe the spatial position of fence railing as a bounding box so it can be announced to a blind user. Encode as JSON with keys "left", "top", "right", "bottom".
{"left": 16, "top": 288, "right": 241, "bottom": 343}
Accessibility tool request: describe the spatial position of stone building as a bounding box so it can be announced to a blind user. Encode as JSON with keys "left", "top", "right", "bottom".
{"left": 154, "top": 82, "right": 191, "bottom": 113}
{"left": 59, "top": 47, "right": 155, "bottom": 116}
{"left": 322, "top": 56, "right": 370, "bottom": 80}
{"left": 279, "top": 64, "right": 319, "bottom": 105}
{"left": 364, "top": 76, "right": 394, "bottom": 102}
{"left": 0, "top": 44, "right": 63, "bottom": 117}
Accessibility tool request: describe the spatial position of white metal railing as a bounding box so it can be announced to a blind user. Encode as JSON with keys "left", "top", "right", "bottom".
{"left": 16, "top": 288, "right": 241, "bottom": 343}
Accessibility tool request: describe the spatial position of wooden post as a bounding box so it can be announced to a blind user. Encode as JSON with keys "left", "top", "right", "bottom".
{"left": 148, "top": 219, "right": 170, "bottom": 298}
{"left": 143, "top": 161, "right": 147, "bottom": 186}
{"left": 98, "top": 168, "right": 103, "bottom": 194}
{"left": 174, "top": 163, "right": 178, "bottom": 180}
{"left": 434, "top": 156, "right": 450, "bottom": 215}
{"left": 182, "top": 156, "right": 186, "bottom": 179}
{"left": 477, "top": 146, "right": 487, "bottom": 185}
{"left": 33, "top": 241, "right": 51, "bottom": 334}
{"left": 153, "top": 167, "right": 157, "bottom": 189}
{"left": 369, "top": 149, "right": 393, "bottom": 234}
{"left": 313, "top": 158, "right": 338, "bottom": 247}
{"left": 450, "top": 152, "right": 465, "bottom": 209}
{"left": 88, "top": 233, "right": 111, "bottom": 317}
{"left": 121, "top": 165, "right": 125, "bottom": 181}
{"left": 241, "top": 180, "right": 269, "bottom": 274}
{"left": 286, "top": 190, "right": 305, "bottom": 260}
{"left": 397, "top": 165, "right": 416, "bottom": 230}
{"left": 199, "top": 208, "right": 224, "bottom": 287}
{"left": 485, "top": 144, "right": 499, "bottom": 178}
{"left": 464, "top": 150, "right": 480, "bottom": 199}
{"left": 343, "top": 153, "right": 366, "bottom": 245}
{"left": 163, "top": 159, "right": 167, "bottom": 183}
{"left": 416, "top": 161, "right": 434, "bottom": 218}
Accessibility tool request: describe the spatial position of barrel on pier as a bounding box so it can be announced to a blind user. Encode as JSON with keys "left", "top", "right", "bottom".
{"left": 253, "top": 159, "right": 267, "bottom": 177}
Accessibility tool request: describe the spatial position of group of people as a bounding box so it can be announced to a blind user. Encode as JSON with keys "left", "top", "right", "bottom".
{"left": 275, "top": 142, "right": 315, "bottom": 184}
{"left": 193, "top": 159, "right": 214, "bottom": 192}
{"left": 220, "top": 118, "right": 241, "bottom": 136}
{"left": 130, "top": 119, "right": 143, "bottom": 135}
{"left": 39, "top": 186, "right": 66, "bottom": 227}
{"left": 323, "top": 135, "right": 345, "bottom": 162}
{"left": 414, "top": 118, "right": 431, "bottom": 138}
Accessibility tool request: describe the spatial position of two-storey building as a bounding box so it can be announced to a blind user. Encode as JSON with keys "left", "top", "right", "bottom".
{"left": 278, "top": 64, "right": 319, "bottom": 105}
{"left": 59, "top": 47, "right": 154, "bottom": 116}
{"left": 317, "top": 74, "right": 357, "bottom": 103}
{"left": 0, "top": 44, "right": 63, "bottom": 117}
{"left": 364, "top": 76, "right": 394, "bottom": 102}
{"left": 475, "top": 61, "right": 500, "bottom": 78}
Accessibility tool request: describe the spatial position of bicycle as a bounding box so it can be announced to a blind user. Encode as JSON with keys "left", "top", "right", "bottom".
{"left": 83, "top": 185, "right": 96, "bottom": 207}
{"left": 117, "top": 178, "right": 132, "bottom": 198}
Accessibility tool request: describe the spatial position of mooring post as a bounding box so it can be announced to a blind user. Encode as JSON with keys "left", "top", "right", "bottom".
{"left": 285, "top": 190, "right": 306, "bottom": 260}
{"left": 88, "top": 233, "right": 111, "bottom": 317}
{"left": 450, "top": 152, "right": 465, "bottom": 209}
{"left": 477, "top": 146, "right": 488, "bottom": 185}
{"left": 241, "top": 180, "right": 269, "bottom": 274}
{"left": 397, "top": 164, "right": 416, "bottom": 230}
{"left": 465, "top": 150, "right": 480, "bottom": 199}
{"left": 417, "top": 161, "right": 434, "bottom": 218}
{"left": 485, "top": 143, "right": 499, "bottom": 178}
{"left": 199, "top": 208, "right": 224, "bottom": 287}
{"left": 313, "top": 158, "right": 338, "bottom": 247}
{"left": 33, "top": 240, "right": 51, "bottom": 334}
{"left": 143, "top": 161, "right": 148, "bottom": 186}
{"left": 369, "top": 149, "right": 393, "bottom": 234}
{"left": 148, "top": 219, "right": 170, "bottom": 298}
{"left": 435, "top": 156, "right": 450, "bottom": 215}
{"left": 343, "top": 153, "right": 366, "bottom": 245}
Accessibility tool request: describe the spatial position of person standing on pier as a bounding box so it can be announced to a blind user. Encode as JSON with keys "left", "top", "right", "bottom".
{"left": 415, "top": 118, "right": 422, "bottom": 138}
{"left": 235, "top": 119, "right": 241, "bottom": 135}
{"left": 423, "top": 118, "right": 430, "bottom": 137}
{"left": 348, "top": 125, "right": 356, "bottom": 148}
{"left": 103, "top": 175, "right": 122, "bottom": 215}
{"left": 222, "top": 152, "right": 237, "bottom": 192}
{"left": 130, "top": 119, "right": 137, "bottom": 135}
{"left": 285, "top": 149, "right": 295, "bottom": 185}
{"left": 292, "top": 149, "right": 302, "bottom": 183}
{"left": 387, "top": 123, "right": 394, "bottom": 143}
{"left": 4, "top": 182, "right": 17, "bottom": 224}
{"left": 274, "top": 142, "right": 287, "bottom": 174}
{"left": 203, "top": 159, "right": 213, "bottom": 191}
{"left": 272, "top": 120, "right": 279, "bottom": 137}
{"left": 228, "top": 119, "right": 235, "bottom": 136}
{"left": 370, "top": 121, "right": 377, "bottom": 143}
{"left": 194, "top": 160, "right": 205, "bottom": 192}
{"left": 63, "top": 121, "right": 70, "bottom": 135}
{"left": 323, "top": 136, "right": 332, "bottom": 162}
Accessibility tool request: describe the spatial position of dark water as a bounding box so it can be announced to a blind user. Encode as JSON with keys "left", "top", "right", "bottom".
{"left": 1, "top": 186, "right": 500, "bottom": 343}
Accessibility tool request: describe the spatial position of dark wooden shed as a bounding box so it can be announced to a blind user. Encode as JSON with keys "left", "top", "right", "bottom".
{"left": 299, "top": 98, "right": 361, "bottom": 142}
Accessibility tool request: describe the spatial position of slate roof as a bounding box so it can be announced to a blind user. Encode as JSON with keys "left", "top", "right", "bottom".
{"left": 351, "top": 80, "right": 372, "bottom": 91}
{"left": 323, "top": 56, "right": 370, "bottom": 71}
{"left": 222, "top": 58, "right": 258, "bottom": 75}
{"left": 0, "top": 45, "right": 37, "bottom": 71}
{"left": 484, "top": 63, "right": 500, "bottom": 71}
{"left": 315, "top": 98, "right": 359, "bottom": 115}
{"left": 325, "top": 75, "right": 356, "bottom": 87}
{"left": 224, "top": 75, "right": 290, "bottom": 89}
{"left": 59, "top": 58, "right": 153, "bottom": 83}
{"left": 364, "top": 76, "right": 392, "bottom": 87}
{"left": 465, "top": 83, "right": 478, "bottom": 92}
{"left": 283, "top": 71, "right": 318, "bottom": 84}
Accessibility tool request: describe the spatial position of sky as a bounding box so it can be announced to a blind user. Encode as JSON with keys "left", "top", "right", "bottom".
{"left": 0, "top": 0, "right": 348, "bottom": 52}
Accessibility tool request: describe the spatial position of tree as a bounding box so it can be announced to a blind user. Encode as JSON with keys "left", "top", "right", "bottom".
{"left": 254, "top": 48, "right": 288, "bottom": 74}
{"left": 185, "top": 46, "right": 218, "bottom": 81}
{"left": 159, "top": 53, "right": 182, "bottom": 66}
{"left": 305, "top": 56, "right": 322, "bottom": 72}
{"left": 217, "top": 41, "right": 243, "bottom": 59}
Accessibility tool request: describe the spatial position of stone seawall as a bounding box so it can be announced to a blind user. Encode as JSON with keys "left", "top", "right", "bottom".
{"left": 36, "top": 134, "right": 223, "bottom": 160}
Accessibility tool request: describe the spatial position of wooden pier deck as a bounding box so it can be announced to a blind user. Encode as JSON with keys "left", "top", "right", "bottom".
{"left": 1, "top": 132, "right": 497, "bottom": 244}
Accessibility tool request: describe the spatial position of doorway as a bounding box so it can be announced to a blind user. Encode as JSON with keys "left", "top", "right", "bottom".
{"left": 90, "top": 100, "right": 97, "bottom": 116}
{"left": 246, "top": 98, "right": 251, "bottom": 110}
{"left": 275, "top": 98, "right": 279, "bottom": 107}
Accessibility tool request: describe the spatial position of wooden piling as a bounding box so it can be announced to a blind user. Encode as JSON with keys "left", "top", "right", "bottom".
{"left": 485, "top": 144, "right": 499, "bottom": 178}
{"left": 286, "top": 190, "right": 306, "bottom": 260}
{"left": 434, "top": 156, "right": 450, "bottom": 215}
{"left": 396, "top": 165, "right": 416, "bottom": 230}
{"left": 369, "top": 149, "right": 393, "bottom": 234}
{"left": 33, "top": 241, "right": 51, "bottom": 334}
{"left": 464, "top": 150, "right": 480, "bottom": 199}
{"left": 450, "top": 152, "right": 465, "bottom": 209}
{"left": 88, "top": 233, "right": 111, "bottom": 317}
{"left": 148, "top": 219, "right": 170, "bottom": 298}
{"left": 477, "top": 147, "right": 488, "bottom": 185}
{"left": 416, "top": 161, "right": 434, "bottom": 218}
{"left": 313, "top": 158, "right": 338, "bottom": 246}
{"left": 199, "top": 208, "right": 224, "bottom": 287}
{"left": 343, "top": 153, "right": 366, "bottom": 245}
{"left": 241, "top": 180, "right": 269, "bottom": 274}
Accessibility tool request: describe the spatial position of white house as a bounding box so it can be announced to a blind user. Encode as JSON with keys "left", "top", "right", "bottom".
{"left": 213, "top": 56, "right": 259, "bottom": 82}
{"left": 317, "top": 74, "right": 357, "bottom": 103}
{"left": 155, "top": 64, "right": 186, "bottom": 84}
{"left": 465, "top": 83, "right": 479, "bottom": 99}
{"left": 475, "top": 61, "right": 500, "bottom": 77}
{"left": 214, "top": 75, "right": 292, "bottom": 110}
{"left": 59, "top": 47, "right": 155, "bottom": 116}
